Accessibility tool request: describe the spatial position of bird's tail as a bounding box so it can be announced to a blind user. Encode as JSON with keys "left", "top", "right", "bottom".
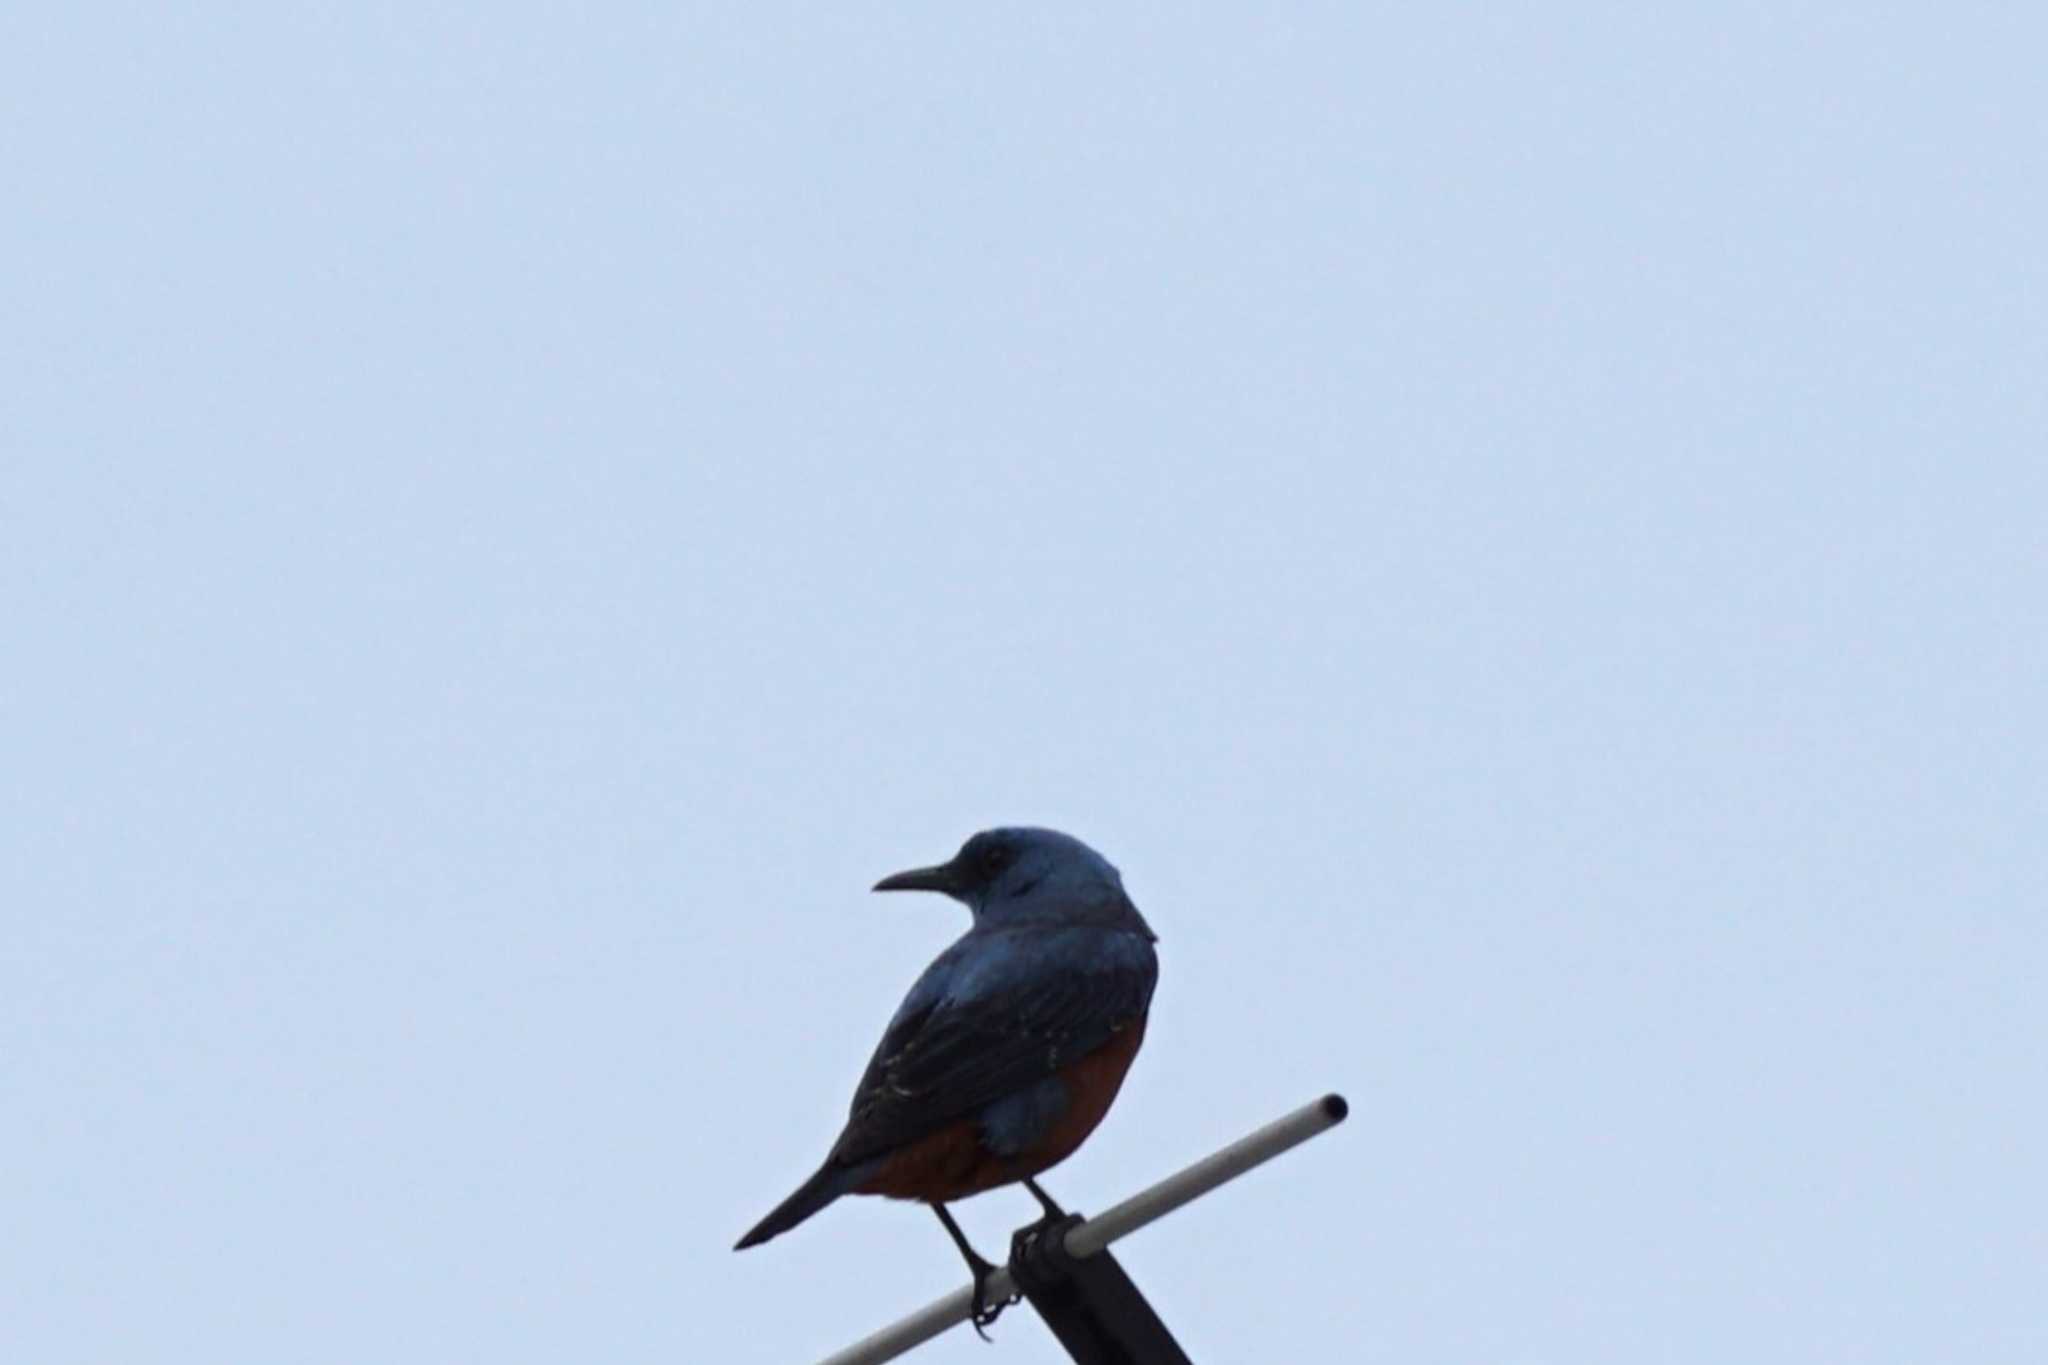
{"left": 734, "top": 1160, "right": 862, "bottom": 1250}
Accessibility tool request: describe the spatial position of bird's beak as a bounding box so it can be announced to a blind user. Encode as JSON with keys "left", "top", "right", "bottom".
{"left": 872, "top": 861, "right": 960, "bottom": 894}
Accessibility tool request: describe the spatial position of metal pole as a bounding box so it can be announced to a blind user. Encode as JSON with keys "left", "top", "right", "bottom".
{"left": 1007, "top": 1215, "right": 1192, "bottom": 1364}
{"left": 816, "top": 1093, "right": 1348, "bottom": 1365}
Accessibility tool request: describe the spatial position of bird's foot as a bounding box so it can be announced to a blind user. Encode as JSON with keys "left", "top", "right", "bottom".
{"left": 964, "top": 1250, "right": 1018, "bottom": 1340}
{"left": 1008, "top": 1211, "right": 1087, "bottom": 1299}
{"left": 931, "top": 1201, "right": 1017, "bottom": 1341}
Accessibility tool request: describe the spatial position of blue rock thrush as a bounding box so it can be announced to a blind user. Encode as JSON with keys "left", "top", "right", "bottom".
{"left": 734, "top": 827, "right": 1159, "bottom": 1331}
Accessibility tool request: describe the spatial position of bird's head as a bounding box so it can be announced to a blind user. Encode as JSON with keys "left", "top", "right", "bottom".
{"left": 873, "top": 826, "right": 1139, "bottom": 927}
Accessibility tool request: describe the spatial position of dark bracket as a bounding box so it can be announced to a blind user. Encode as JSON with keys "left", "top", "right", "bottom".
{"left": 1007, "top": 1213, "right": 1195, "bottom": 1365}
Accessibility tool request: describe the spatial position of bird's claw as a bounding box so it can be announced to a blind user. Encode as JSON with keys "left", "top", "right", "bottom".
{"left": 967, "top": 1257, "right": 1018, "bottom": 1341}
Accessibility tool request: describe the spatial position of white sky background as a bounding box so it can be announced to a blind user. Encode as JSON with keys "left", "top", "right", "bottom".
{"left": 5, "top": 6, "right": 2044, "bottom": 1362}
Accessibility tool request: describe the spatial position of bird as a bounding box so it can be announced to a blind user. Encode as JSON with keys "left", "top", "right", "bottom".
{"left": 734, "top": 827, "right": 1159, "bottom": 1332}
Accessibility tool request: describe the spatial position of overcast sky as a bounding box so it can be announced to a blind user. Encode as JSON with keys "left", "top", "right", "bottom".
{"left": 5, "top": 6, "right": 2044, "bottom": 1363}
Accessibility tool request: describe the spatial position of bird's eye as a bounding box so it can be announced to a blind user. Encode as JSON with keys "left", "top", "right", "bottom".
{"left": 980, "top": 843, "right": 1009, "bottom": 871}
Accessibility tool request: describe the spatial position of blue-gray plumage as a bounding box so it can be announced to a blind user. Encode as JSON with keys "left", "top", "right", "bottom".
{"left": 735, "top": 828, "right": 1159, "bottom": 1268}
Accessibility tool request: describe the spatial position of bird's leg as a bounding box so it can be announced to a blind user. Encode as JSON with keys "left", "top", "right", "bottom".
{"left": 1021, "top": 1177, "right": 1065, "bottom": 1220}
{"left": 931, "top": 1203, "right": 1016, "bottom": 1339}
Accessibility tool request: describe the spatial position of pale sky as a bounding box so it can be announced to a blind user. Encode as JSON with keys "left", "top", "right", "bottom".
{"left": 5, "top": 6, "right": 2044, "bottom": 1363}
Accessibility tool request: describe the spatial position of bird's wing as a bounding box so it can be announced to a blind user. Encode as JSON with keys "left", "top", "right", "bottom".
{"left": 829, "top": 927, "right": 1156, "bottom": 1167}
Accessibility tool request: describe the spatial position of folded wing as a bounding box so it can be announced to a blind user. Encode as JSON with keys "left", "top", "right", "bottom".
{"left": 829, "top": 928, "right": 1157, "bottom": 1167}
